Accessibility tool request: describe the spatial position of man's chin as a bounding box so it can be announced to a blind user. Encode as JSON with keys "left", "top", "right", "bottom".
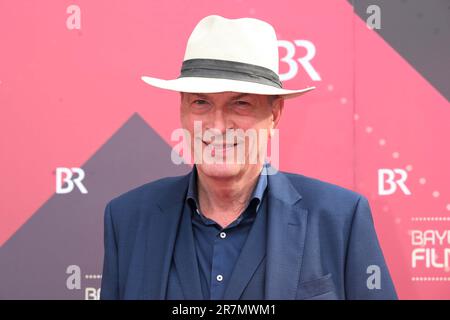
{"left": 196, "top": 162, "right": 244, "bottom": 179}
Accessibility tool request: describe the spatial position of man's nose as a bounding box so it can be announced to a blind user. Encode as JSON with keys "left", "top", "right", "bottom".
{"left": 207, "top": 108, "right": 233, "bottom": 134}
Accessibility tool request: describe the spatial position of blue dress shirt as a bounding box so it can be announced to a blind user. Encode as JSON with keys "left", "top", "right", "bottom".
{"left": 186, "top": 165, "right": 268, "bottom": 300}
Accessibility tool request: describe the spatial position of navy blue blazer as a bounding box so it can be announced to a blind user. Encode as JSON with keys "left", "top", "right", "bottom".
{"left": 100, "top": 169, "right": 397, "bottom": 300}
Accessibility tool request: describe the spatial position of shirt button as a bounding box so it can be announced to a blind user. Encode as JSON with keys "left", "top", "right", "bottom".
{"left": 216, "top": 274, "right": 223, "bottom": 282}
{"left": 219, "top": 232, "right": 226, "bottom": 239}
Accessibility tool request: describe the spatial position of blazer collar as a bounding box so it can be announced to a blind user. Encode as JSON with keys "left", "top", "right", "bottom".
{"left": 141, "top": 172, "right": 191, "bottom": 299}
{"left": 264, "top": 168, "right": 308, "bottom": 299}
{"left": 222, "top": 189, "right": 268, "bottom": 299}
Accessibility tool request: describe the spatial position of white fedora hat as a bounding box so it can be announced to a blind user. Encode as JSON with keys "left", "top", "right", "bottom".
{"left": 141, "top": 15, "right": 315, "bottom": 99}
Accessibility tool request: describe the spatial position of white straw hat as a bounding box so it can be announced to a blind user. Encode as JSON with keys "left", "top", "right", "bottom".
{"left": 141, "top": 15, "right": 315, "bottom": 99}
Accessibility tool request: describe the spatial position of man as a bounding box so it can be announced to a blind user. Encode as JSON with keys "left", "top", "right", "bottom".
{"left": 100, "top": 15, "right": 397, "bottom": 300}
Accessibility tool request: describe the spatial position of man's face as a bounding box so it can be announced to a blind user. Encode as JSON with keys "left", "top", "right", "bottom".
{"left": 180, "top": 91, "right": 283, "bottom": 180}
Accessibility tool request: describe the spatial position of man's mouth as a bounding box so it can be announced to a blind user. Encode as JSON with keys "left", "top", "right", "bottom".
{"left": 202, "top": 140, "right": 240, "bottom": 155}
{"left": 203, "top": 141, "right": 238, "bottom": 148}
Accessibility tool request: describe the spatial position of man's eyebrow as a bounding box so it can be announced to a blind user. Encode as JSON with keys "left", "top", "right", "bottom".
{"left": 188, "top": 93, "right": 252, "bottom": 101}
{"left": 229, "top": 93, "right": 251, "bottom": 100}
{"left": 190, "top": 93, "right": 210, "bottom": 100}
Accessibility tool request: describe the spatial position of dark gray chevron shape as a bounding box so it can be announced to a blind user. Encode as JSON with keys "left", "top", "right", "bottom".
{"left": 350, "top": 0, "right": 450, "bottom": 100}
{"left": 0, "top": 113, "right": 190, "bottom": 299}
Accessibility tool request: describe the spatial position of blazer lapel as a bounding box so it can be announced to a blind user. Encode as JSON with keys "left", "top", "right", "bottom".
{"left": 265, "top": 170, "right": 308, "bottom": 300}
{"left": 173, "top": 201, "right": 204, "bottom": 299}
{"left": 222, "top": 198, "right": 267, "bottom": 300}
{"left": 141, "top": 172, "right": 195, "bottom": 299}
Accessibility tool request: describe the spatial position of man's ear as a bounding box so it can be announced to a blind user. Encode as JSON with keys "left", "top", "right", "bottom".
{"left": 271, "top": 97, "right": 284, "bottom": 129}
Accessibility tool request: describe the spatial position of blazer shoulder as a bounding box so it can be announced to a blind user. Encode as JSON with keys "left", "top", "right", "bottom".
{"left": 282, "top": 171, "right": 364, "bottom": 213}
{"left": 106, "top": 173, "right": 190, "bottom": 214}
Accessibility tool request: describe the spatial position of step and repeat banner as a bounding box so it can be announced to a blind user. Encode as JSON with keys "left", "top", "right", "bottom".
{"left": 0, "top": 0, "right": 449, "bottom": 299}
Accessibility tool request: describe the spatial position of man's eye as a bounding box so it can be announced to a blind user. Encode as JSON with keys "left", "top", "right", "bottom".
{"left": 234, "top": 100, "right": 250, "bottom": 106}
{"left": 193, "top": 99, "right": 208, "bottom": 105}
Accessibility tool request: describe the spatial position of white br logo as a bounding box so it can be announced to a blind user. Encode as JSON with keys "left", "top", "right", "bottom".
{"left": 378, "top": 169, "right": 411, "bottom": 196}
{"left": 278, "top": 40, "right": 321, "bottom": 82}
{"left": 56, "top": 167, "right": 88, "bottom": 194}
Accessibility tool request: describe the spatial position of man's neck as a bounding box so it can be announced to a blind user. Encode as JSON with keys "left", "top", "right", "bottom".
{"left": 196, "top": 165, "right": 263, "bottom": 228}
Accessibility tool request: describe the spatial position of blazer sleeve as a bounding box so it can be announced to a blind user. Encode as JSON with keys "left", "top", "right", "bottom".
{"left": 100, "top": 201, "right": 119, "bottom": 300}
{"left": 344, "top": 196, "right": 398, "bottom": 299}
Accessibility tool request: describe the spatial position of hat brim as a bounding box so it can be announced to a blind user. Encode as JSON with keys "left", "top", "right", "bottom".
{"left": 141, "top": 76, "right": 315, "bottom": 99}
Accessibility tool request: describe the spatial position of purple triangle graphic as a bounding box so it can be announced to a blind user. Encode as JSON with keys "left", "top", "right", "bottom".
{"left": 0, "top": 113, "right": 190, "bottom": 299}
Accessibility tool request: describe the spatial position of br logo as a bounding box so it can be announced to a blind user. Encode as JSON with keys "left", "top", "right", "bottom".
{"left": 378, "top": 168, "right": 411, "bottom": 196}
{"left": 56, "top": 167, "right": 88, "bottom": 194}
{"left": 277, "top": 40, "right": 321, "bottom": 82}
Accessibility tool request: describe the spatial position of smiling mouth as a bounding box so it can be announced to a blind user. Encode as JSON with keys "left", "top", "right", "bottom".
{"left": 203, "top": 141, "right": 238, "bottom": 147}
{"left": 202, "top": 140, "right": 238, "bottom": 148}
{"left": 202, "top": 141, "right": 240, "bottom": 154}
